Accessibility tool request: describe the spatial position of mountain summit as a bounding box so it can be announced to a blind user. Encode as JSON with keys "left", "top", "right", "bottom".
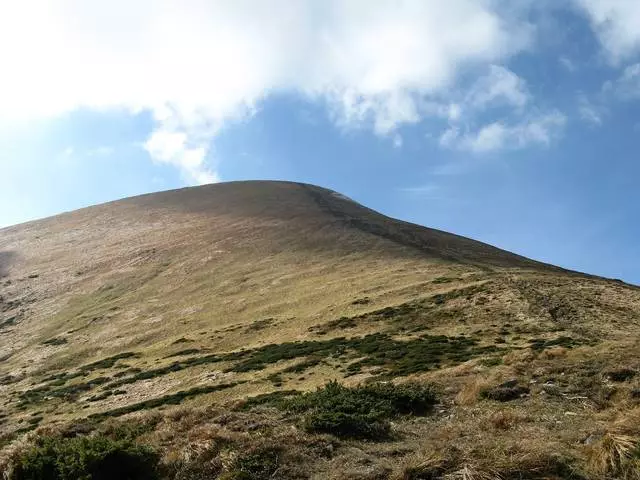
{"left": 1, "top": 181, "right": 639, "bottom": 479}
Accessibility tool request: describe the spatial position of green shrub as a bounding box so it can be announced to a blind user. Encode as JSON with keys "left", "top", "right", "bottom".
{"left": 280, "top": 381, "right": 437, "bottom": 439}
{"left": 9, "top": 435, "right": 159, "bottom": 480}
{"left": 303, "top": 410, "right": 390, "bottom": 439}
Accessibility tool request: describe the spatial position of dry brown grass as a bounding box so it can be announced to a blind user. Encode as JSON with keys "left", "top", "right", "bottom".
{"left": 444, "top": 464, "right": 500, "bottom": 480}
{"left": 586, "top": 433, "right": 639, "bottom": 478}
{"left": 485, "top": 409, "right": 527, "bottom": 431}
{"left": 455, "top": 376, "right": 492, "bottom": 406}
{"left": 393, "top": 451, "right": 450, "bottom": 480}
{"left": 541, "top": 346, "right": 568, "bottom": 360}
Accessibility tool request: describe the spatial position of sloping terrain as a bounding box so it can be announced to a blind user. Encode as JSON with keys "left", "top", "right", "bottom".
{"left": 1, "top": 181, "right": 640, "bottom": 479}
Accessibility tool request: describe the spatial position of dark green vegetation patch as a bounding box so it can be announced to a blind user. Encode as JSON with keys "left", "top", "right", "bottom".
{"left": 9, "top": 435, "right": 159, "bottom": 480}
{"left": 243, "top": 381, "right": 437, "bottom": 439}
{"left": 311, "top": 284, "right": 489, "bottom": 335}
{"left": 228, "top": 332, "right": 498, "bottom": 377}
{"left": 0, "top": 316, "right": 17, "bottom": 330}
{"left": 18, "top": 377, "right": 110, "bottom": 406}
{"left": 528, "top": 336, "right": 585, "bottom": 351}
{"left": 89, "top": 382, "right": 238, "bottom": 420}
{"left": 81, "top": 352, "right": 140, "bottom": 372}
{"left": 41, "top": 337, "right": 68, "bottom": 346}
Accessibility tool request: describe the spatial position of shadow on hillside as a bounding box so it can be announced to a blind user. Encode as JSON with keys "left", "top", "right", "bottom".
{"left": 0, "top": 251, "right": 16, "bottom": 278}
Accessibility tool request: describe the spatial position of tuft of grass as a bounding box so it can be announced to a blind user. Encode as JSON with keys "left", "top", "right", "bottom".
{"left": 399, "top": 452, "right": 450, "bottom": 480}
{"left": 586, "top": 432, "right": 639, "bottom": 478}
{"left": 456, "top": 378, "right": 492, "bottom": 406}
{"left": 487, "top": 409, "right": 526, "bottom": 431}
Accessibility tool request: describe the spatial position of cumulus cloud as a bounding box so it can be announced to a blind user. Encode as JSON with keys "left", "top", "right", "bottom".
{"left": 437, "top": 65, "right": 565, "bottom": 153}
{"left": 465, "top": 65, "right": 530, "bottom": 109}
{"left": 576, "top": 0, "right": 640, "bottom": 61}
{"left": 0, "top": 1, "right": 537, "bottom": 181}
{"left": 441, "top": 111, "right": 567, "bottom": 153}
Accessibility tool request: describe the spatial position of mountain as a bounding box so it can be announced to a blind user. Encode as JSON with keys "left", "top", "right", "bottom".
{"left": 1, "top": 181, "right": 640, "bottom": 479}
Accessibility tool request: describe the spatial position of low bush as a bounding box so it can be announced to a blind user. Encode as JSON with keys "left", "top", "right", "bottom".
{"left": 9, "top": 435, "right": 160, "bottom": 480}
{"left": 261, "top": 381, "right": 438, "bottom": 439}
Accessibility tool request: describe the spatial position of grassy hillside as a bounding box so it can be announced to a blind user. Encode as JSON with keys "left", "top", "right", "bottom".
{"left": 1, "top": 181, "right": 640, "bottom": 479}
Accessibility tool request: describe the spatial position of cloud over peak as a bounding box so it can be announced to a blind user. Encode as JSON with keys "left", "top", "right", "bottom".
{"left": 0, "top": 0, "right": 536, "bottom": 182}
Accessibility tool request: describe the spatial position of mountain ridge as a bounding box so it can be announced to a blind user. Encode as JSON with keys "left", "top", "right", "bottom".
{"left": 2, "top": 180, "right": 640, "bottom": 479}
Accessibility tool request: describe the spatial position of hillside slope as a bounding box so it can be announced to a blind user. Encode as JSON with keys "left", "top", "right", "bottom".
{"left": 1, "top": 181, "right": 640, "bottom": 479}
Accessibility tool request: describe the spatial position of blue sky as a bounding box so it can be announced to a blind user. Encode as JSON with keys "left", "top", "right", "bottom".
{"left": 1, "top": 1, "right": 640, "bottom": 284}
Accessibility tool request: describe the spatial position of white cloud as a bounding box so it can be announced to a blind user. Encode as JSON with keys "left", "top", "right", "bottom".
{"left": 0, "top": 0, "right": 534, "bottom": 182}
{"left": 437, "top": 65, "right": 565, "bottom": 153}
{"left": 604, "top": 63, "right": 640, "bottom": 99}
{"left": 444, "top": 111, "right": 567, "bottom": 153}
{"left": 144, "top": 129, "right": 219, "bottom": 184}
{"left": 439, "top": 127, "right": 461, "bottom": 149}
{"left": 465, "top": 65, "right": 530, "bottom": 109}
{"left": 576, "top": 0, "right": 640, "bottom": 61}
{"left": 577, "top": 94, "right": 604, "bottom": 126}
